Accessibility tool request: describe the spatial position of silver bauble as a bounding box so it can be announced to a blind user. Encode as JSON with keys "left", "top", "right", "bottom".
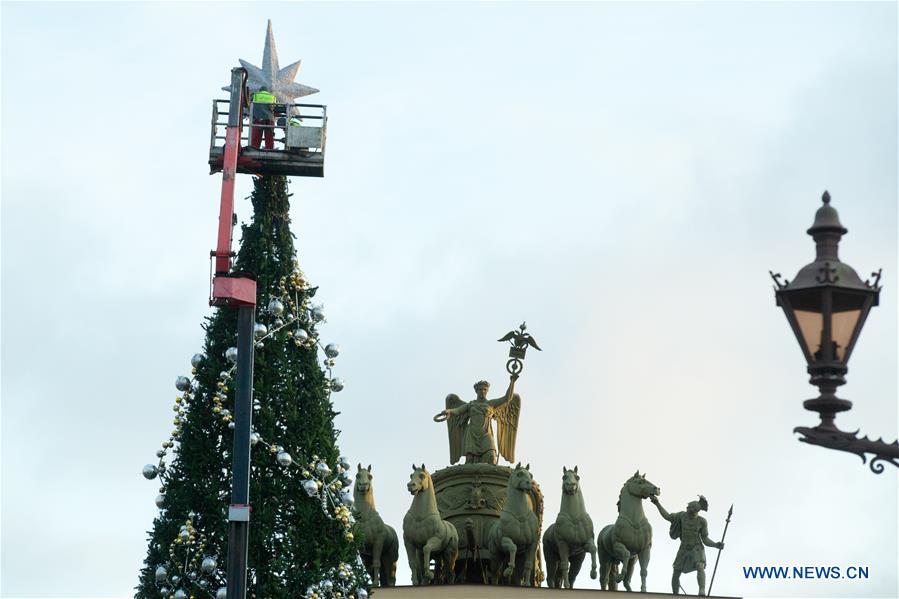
{"left": 277, "top": 451, "right": 293, "bottom": 467}
{"left": 155, "top": 565, "right": 168, "bottom": 583}
{"left": 324, "top": 343, "right": 340, "bottom": 358}
{"left": 142, "top": 464, "right": 159, "bottom": 480}
{"left": 160, "top": 588, "right": 170, "bottom": 596}
{"left": 188, "top": 511, "right": 196, "bottom": 518}
{"left": 330, "top": 378, "right": 344, "bottom": 392}
{"left": 268, "top": 298, "right": 285, "bottom": 316}
{"left": 338, "top": 569, "right": 348, "bottom": 579}
{"left": 216, "top": 587, "right": 228, "bottom": 599}
{"left": 179, "top": 529, "right": 190, "bottom": 542}
{"left": 302, "top": 479, "right": 319, "bottom": 497}
{"left": 228, "top": 422, "right": 235, "bottom": 430}
{"left": 340, "top": 491, "right": 354, "bottom": 507}
{"left": 254, "top": 323, "right": 268, "bottom": 338}
{"left": 225, "top": 347, "right": 239, "bottom": 363}
{"left": 273, "top": 318, "right": 284, "bottom": 328}
{"left": 175, "top": 376, "right": 191, "bottom": 392}
{"left": 191, "top": 353, "right": 206, "bottom": 367}
{"left": 188, "top": 571, "right": 198, "bottom": 580}
{"left": 293, "top": 329, "right": 309, "bottom": 342}
{"left": 339, "top": 456, "right": 351, "bottom": 471}
{"left": 174, "top": 590, "right": 187, "bottom": 599}
{"left": 357, "top": 589, "right": 368, "bottom": 599}
{"left": 316, "top": 462, "right": 332, "bottom": 477}
{"left": 311, "top": 306, "right": 325, "bottom": 322}
{"left": 201, "top": 556, "right": 217, "bottom": 574}
{"left": 155, "top": 494, "right": 165, "bottom": 508}
{"left": 322, "top": 580, "right": 334, "bottom": 592}
{"left": 255, "top": 341, "right": 264, "bottom": 349}
{"left": 156, "top": 449, "right": 165, "bottom": 458}
{"left": 171, "top": 575, "right": 181, "bottom": 584}
{"left": 250, "top": 432, "right": 261, "bottom": 446}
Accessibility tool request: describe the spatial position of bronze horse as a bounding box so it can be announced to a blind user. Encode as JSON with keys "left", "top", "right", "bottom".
{"left": 543, "top": 466, "right": 598, "bottom": 588}
{"left": 486, "top": 463, "right": 539, "bottom": 585}
{"left": 597, "top": 471, "right": 660, "bottom": 592}
{"left": 353, "top": 464, "right": 398, "bottom": 587}
{"left": 402, "top": 464, "right": 459, "bottom": 585}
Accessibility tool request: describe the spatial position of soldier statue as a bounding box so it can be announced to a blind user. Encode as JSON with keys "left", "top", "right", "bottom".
{"left": 649, "top": 495, "right": 724, "bottom": 596}
{"left": 434, "top": 373, "right": 520, "bottom": 465}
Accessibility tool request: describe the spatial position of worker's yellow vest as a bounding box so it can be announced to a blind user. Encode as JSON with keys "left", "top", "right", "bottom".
{"left": 252, "top": 91, "right": 276, "bottom": 104}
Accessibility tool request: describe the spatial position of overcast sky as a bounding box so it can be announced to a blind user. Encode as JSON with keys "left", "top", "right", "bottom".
{"left": 1, "top": 2, "right": 897, "bottom": 598}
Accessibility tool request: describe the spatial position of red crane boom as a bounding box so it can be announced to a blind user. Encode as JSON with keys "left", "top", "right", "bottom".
{"left": 211, "top": 67, "right": 256, "bottom": 307}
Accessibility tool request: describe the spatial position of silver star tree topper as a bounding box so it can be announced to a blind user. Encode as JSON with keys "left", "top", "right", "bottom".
{"left": 224, "top": 20, "right": 319, "bottom": 102}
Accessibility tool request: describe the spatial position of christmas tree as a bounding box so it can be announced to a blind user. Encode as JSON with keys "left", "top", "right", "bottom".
{"left": 136, "top": 175, "right": 369, "bottom": 599}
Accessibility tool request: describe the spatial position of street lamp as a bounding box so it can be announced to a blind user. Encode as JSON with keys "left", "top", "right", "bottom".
{"left": 770, "top": 191, "right": 897, "bottom": 473}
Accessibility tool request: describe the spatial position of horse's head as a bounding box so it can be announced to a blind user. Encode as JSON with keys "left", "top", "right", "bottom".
{"left": 407, "top": 463, "right": 431, "bottom": 495}
{"left": 510, "top": 462, "right": 533, "bottom": 492}
{"left": 355, "top": 463, "right": 373, "bottom": 494}
{"left": 624, "top": 470, "right": 660, "bottom": 500}
{"left": 562, "top": 466, "right": 580, "bottom": 496}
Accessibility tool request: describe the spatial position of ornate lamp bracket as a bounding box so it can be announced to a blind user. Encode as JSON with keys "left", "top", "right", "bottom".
{"left": 769, "top": 271, "right": 788, "bottom": 289}
{"left": 865, "top": 268, "right": 883, "bottom": 289}
{"left": 794, "top": 426, "right": 899, "bottom": 474}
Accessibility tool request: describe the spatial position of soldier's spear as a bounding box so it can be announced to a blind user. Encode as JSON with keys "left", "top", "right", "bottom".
{"left": 708, "top": 504, "right": 733, "bottom": 596}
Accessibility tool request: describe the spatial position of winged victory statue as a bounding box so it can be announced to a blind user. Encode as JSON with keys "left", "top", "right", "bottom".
{"left": 433, "top": 324, "right": 541, "bottom": 465}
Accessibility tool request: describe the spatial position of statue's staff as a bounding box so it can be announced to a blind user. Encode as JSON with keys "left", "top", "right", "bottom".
{"left": 433, "top": 322, "right": 540, "bottom": 423}
{"left": 497, "top": 321, "right": 541, "bottom": 377}
{"left": 707, "top": 504, "right": 733, "bottom": 596}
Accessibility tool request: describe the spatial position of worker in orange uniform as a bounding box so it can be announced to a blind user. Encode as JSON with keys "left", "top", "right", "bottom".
{"left": 250, "top": 87, "right": 277, "bottom": 150}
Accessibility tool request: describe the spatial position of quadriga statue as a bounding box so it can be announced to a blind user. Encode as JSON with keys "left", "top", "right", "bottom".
{"left": 422, "top": 324, "right": 545, "bottom": 585}
{"left": 352, "top": 464, "right": 398, "bottom": 587}
{"left": 543, "top": 466, "right": 598, "bottom": 588}
{"left": 403, "top": 464, "right": 459, "bottom": 585}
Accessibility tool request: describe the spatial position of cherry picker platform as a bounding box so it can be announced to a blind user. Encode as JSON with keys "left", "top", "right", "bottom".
{"left": 208, "top": 95, "right": 327, "bottom": 178}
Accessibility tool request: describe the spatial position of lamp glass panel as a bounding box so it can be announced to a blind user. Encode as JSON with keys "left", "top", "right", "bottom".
{"left": 832, "top": 309, "right": 861, "bottom": 362}
{"left": 794, "top": 310, "right": 823, "bottom": 359}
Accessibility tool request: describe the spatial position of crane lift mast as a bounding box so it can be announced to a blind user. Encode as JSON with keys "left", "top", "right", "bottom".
{"left": 212, "top": 67, "right": 256, "bottom": 599}
{"left": 209, "top": 63, "right": 327, "bottom": 599}
{"left": 212, "top": 68, "right": 257, "bottom": 307}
